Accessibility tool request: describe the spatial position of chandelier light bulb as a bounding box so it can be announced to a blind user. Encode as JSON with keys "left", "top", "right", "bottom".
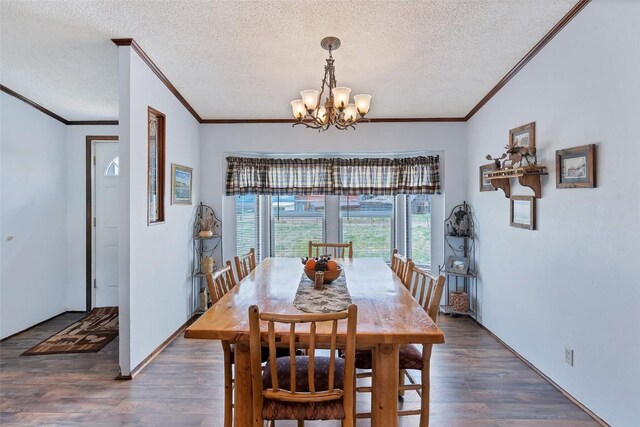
{"left": 343, "top": 103, "right": 358, "bottom": 123}
{"left": 315, "top": 106, "right": 328, "bottom": 124}
{"left": 290, "top": 100, "right": 306, "bottom": 120}
{"left": 332, "top": 87, "right": 351, "bottom": 111}
{"left": 354, "top": 94, "right": 372, "bottom": 116}
{"left": 300, "top": 90, "right": 319, "bottom": 112}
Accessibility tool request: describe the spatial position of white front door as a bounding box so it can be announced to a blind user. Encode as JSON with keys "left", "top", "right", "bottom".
{"left": 94, "top": 143, "right": 119, "bottom": 307}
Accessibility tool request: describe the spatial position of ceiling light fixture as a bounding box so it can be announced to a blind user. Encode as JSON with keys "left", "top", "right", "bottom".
{"left": 290, "top": 37, "right": 371, "bottom": 131}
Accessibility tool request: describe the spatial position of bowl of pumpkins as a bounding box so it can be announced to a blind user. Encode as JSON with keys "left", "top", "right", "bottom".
{"left": 301, "top": 255, "right": 342, "bottom": 284}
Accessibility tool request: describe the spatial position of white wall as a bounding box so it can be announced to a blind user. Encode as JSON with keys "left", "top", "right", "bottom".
{"left": 0, "top": 93, "right": 68, "bottom": 338}
{"left": 466, "top": 1, "right": 640, "bottom": 425}
{"left": 199, "top": 122, "right": 468, "bottom": 273}
{"left": 118, "top": 47, "right": 201, "bottom": 375}
{"left": 65, "top": 125, "right": 118, "bottom": 311}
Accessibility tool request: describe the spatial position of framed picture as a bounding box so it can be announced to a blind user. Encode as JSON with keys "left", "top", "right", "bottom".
{"left": 510, "top": 196, "right": 536, "bottom": 230}
{"left": 556, "top": 144, "right": 596, "bottom": 188}
{"left": 171, "top": 163, "right": 193, "bottom": 205}
{"left": 509, "top": 122, "right": 536, "bottom": 153}
{"left": 479, "top": 163, "right": 497, "bottom": 192}
{"left": 447, "top": 256, "right": 470, "bottom": 275}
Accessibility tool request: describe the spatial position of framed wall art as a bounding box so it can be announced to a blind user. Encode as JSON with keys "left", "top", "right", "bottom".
{"left": 510, "top": 196, "right": 536, "bottom": 230}
{"left": 509, "top": 122, "right": 536, "bottom": 153}
{"left": 479, "top": 163, "right": 497, "bottom": 192}
{"left": 556, "top": 144, "right": 596, "bottom": 189}
{"left": 171, "top": 163, "right": 193, "bottom": 205}
{"left": 507, "top": 122, "right": 537, "bottom": 167}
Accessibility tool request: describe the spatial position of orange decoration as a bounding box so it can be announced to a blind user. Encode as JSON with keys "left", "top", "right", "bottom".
{"left": 326, "top": 260, "right": 338, "bottom": 271}
{"left": 305, "top": 259, "right": 317, "bottom": 270}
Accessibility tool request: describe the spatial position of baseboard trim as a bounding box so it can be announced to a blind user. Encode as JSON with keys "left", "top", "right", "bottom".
{"left": 114, "top": 314, "right": 199, "bottom": 380}
{"left": 472, "top": 319, "right": 609, "bottom": 427}
{"left": 0, "top": 310, "right": 87, "bottom": 342}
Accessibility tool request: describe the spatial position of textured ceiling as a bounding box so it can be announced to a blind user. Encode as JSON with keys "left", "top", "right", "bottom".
{"left": 0, "top": 0, "right": 578, "bottom": 121}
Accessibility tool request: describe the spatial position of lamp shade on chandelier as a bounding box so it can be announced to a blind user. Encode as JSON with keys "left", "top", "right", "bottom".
{"left": 290, "top": 37, "right": 371, "bottom": 131}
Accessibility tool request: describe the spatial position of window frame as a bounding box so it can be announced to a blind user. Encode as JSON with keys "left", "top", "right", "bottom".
{"left": 147, "top": 106, "right": 166, "bottom": 225}
{"left": 269, "top": 195, "right": 327, "bottom": 257}
{"left": 235, "top": 194, "right": 261, "bottom": 261}
{"left": 338, "top": 195, "right": 396, "bottom": 262}
{"left": 405, "top": 194, "right": 432, "bottom": 268}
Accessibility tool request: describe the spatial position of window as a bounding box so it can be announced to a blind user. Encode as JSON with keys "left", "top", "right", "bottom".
{"left": 236, "top": 195, "right": 259, "bottom": 259}
{"left": 340, "top": 195, "right": 394, "bottom": 262}
{"left": 407, "top": 195, "right": 432, "bottom": 266}
{"left": 105, "top": 156, "right": 119, "bottom": 176}
{"left": 148, "top": 107, "right": 165, "bottom": 224}
{"left": 271, "top": 195, "right": 325, "bottom": 257}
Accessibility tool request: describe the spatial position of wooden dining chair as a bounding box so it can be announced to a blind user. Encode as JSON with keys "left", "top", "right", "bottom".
{"left": 234, "top": 248, "right": 257, "bottom": 282}
{"left": 308, "top": 241, "right": 353, "bottom": 259}
{"left": 390, "top": 249, "right": 412, "bottom": 286}
{"left": 205, "top": 262, "right": 238, "bottom": 427}
{"left": 353, "top": 263, "right": 445, "bottom": 426}
{"left": 248, "top": 304, "right": 358, "bottom": 427}
{"left": 395, "top": 264, "right": 445, "bottom": 426}
{"left": 205, "top": 262, "right": 237, "bottom": 305}
{"left": 206, "top": 263, "right": 305, "bottom": 427}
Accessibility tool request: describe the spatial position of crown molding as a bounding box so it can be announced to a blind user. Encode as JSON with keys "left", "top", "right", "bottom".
{"left": 200, "top": 117, "right": 466, "bottom": 124}
{"left": 68, "top": 120, "right": 119, "bottom": 125}
{"left": 4, "top": 2, "right": 590, "bottom": 127}
{"left": 1, "top": 84, "right": 68, "bottom": 124}
{"left": 464, "top": 0, "right": 590, "bottom": 121}
{"left": 112, "top": 38, "right": 202, "bottom": 123}
{"left": 1, "top": 84, "right": 119, "bottom": 126}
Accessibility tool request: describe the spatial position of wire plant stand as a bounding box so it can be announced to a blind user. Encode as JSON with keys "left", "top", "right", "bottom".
{"left": 191, "top": 202, "right": 222, "bottom": 314}
{"left": 439, "top": 201, "right": 477, "bottom": 319}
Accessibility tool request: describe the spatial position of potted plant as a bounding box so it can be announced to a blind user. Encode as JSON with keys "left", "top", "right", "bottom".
{"left": 198, "top": 211, "right": 214, "bottom": 238}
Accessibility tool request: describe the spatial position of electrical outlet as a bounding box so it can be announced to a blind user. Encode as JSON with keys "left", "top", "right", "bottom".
{"left": 565, "top": 347, "right": 574, "bottom": 366}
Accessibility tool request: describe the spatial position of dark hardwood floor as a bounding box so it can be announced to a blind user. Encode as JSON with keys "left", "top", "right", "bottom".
{"left": 0, "top": 313, "right": 598, "bottom": 426}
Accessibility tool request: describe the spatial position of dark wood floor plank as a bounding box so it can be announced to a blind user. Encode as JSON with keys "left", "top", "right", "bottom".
{"left": 0, "top": 313, "right": 600, "bottom": 426}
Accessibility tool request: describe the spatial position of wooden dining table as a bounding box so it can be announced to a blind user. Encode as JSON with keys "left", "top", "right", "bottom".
{"left": 185, "top": 257, "right": 445, "bottom": 427}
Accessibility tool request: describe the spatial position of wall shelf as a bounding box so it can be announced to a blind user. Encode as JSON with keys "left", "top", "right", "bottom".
{"left": 487, "top": 165, "right": 548, "bottom": 198}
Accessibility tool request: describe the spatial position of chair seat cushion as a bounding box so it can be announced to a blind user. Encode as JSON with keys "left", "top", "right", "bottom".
{"left": 261, "top": 356, "right": 346, "bottom": 420}
{"left": 262, "top": 399, "right": 345, "bottom": 420}
{"left": 354, "top": 344, "right": 423, "bottom": 370}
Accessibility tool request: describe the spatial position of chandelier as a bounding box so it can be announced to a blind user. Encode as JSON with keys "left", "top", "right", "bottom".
{"left": 290, "top": 37, "right": 371, "bottom": 131}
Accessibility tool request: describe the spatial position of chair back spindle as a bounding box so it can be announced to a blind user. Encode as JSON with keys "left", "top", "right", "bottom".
{"left": 205, "top": 262, "right": 237, "bottom": 305}
{"left": 249, "top": 305, "right": 357, "bottom": 406}
{"left": 405, "top": 265, "right": 445, "bottom": 321}
{"left": 234, "top": 248, "right": 257, "bottom": 281}
{"left": 308, "top": 241, "right": 353, "bottom": 259}
{"left": 391, "top": 249, "right": 412, "bottom": 286}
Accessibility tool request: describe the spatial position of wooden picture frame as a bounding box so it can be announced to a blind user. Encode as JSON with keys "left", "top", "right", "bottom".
{"left": 147, "top": 107, "right": 166, "bottom": 225}
{"left": 510, "top": 196, "right": 536, "bottom": 230}
{"left": 171, "top": 163, "right": 193, "bottom": 205}
{"left": 479, "top": 163, "right": 497, "bottom": 192}
{"left": 447, "top": 256, "right": 470, "bottom": 275}
{"left": 556, "top": 144, "right": 596, "bottom": 188}
{"left": 509, "top": 122, "right": 536, "bottom": 153}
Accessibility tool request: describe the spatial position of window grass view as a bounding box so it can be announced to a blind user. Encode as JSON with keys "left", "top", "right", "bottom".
{"left": 236, "top": 194, "right": 431, "bottom": 265}
{"left": 272, "top": 195, "right": 324, "bottom": 257}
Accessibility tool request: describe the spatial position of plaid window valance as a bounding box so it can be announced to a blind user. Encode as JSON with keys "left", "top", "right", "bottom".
{"left": 225, "top": 155, "right": 441, "bottom": 196}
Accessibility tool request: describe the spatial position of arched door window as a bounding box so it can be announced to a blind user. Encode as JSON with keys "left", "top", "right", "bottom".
{"left": 105, "top": 156, "right": 119, "bottom": 176}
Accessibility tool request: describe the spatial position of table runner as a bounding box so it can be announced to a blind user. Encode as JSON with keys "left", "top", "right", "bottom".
{"left": 293, "top": 272, "right": 352, "bottom": 313}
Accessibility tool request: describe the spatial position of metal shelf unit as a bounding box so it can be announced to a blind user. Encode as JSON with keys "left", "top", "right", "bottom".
{"left": 439, "top": 202, "right": 477, "bottom": 320}
{"left": 191, "top": 203, "right": 222, "bottom": 314}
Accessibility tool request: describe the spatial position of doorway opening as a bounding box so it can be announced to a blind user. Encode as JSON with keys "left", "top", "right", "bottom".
{"left": 86, "top": 135, "right": 119, "bottom": 311}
